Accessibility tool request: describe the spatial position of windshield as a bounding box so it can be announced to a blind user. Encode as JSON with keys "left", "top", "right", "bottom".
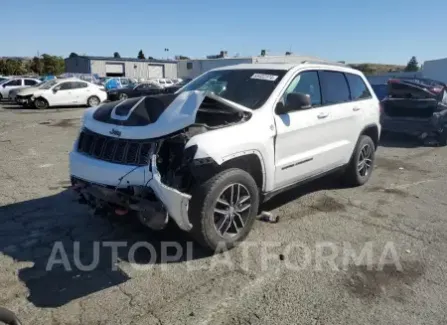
{"left": 39, "top": 79, "right": 59, "bottom": 89}
{"left": 179, "top": 69, "right": 287, "bottom": 109}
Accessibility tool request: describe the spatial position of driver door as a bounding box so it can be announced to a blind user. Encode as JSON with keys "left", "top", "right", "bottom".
{"left": 49, "top": 82, "right": 77, "bottom": 106}
{"left": 273, "top": 70, "right": 340, "bottom": 189}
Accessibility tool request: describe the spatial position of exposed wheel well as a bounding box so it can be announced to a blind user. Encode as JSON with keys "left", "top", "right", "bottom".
{"left": 220, "top": 154, "right": 264, "bottom": 190}
{"left": 361, "top": 124, "right": 379, "bottom": 149}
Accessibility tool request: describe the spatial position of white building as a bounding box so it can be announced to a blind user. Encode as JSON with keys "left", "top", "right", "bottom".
{"left": 421, "top": 58, "right": 447, "bottom": 84}
{"left": 65, "top": 55, "right": 178, "bottom": 79}
{"left": 177, "top": 55, "right": 327, "bottom": 79}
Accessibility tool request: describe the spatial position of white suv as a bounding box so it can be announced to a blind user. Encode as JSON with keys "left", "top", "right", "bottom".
{"left": 69, "top": 62, "right": 381, "bottom": 251}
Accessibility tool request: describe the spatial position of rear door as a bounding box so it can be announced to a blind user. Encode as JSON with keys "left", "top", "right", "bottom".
{"left": 72, "top": 81, "right": 90, "bottom": 104}
{"left": 318, "top": 71, "right": 363, "bottom": 165}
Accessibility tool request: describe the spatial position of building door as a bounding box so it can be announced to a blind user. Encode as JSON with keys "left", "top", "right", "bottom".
{"left": 105, "top": 63, "right": 125, "bottom": 77}
{"left": 148, "top": 65, "right": 164, "bottom": 79}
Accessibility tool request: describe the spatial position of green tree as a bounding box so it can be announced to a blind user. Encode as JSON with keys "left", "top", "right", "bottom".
{"left": 175, "top": 55, "right": 190, "bottom": 60}
{"left": 113, "top": 52, "right": 121, "bottom": 58}
{"left": 41, "top": 54, "right": 65, "bottom": 75}
{"left": 137, "top": 50, "right": 145, "bottom": 59}
{"left": 405, "top": 56, "right": 419, "bottom": 72}
{"left": 30, "top": 56, "right": 43, "bottom": 75}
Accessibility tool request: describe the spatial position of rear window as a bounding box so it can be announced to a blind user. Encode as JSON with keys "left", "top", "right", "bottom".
{"left": 345, "top": 73, "right": 372, "bottom": 100}
{"left": 319, "top": 71, "right": 350, "bottom": 105}
{"left": 388, "top": 81, "right": 434, "bottom": 99}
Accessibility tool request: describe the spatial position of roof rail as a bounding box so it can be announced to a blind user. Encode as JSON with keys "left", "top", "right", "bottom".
{"left": 301, "top": 60, "right": 348, "bottom": 67}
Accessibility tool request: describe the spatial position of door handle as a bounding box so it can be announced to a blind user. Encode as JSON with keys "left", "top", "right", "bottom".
{"left": 317, "top": 112, "right": 329, "bottom": 119}
{"left": 353, "top": 107, "right": 361, "bottom": 111}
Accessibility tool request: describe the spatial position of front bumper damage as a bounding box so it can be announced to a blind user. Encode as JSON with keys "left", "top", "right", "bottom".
{"left": 69, "top": 150, "right": 192, "bottom": 231}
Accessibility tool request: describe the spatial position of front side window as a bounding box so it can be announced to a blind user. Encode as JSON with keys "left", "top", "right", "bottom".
{"left": 58, "top": 82, "right": 73, "bottom": 90}
{"left": 345, "top": 73, "right": 372, "bottom": 100}
{"left": 5, "top": 79, "right": 22, "bottom": 87}
{"left": 180, "top": 69, "right": 287, "bottom": 109}
{"left": 319, "top": 71, "right": 350, "bottom": 105}
{"left": 283, "top": 71, "right": 321, "bottom": 106}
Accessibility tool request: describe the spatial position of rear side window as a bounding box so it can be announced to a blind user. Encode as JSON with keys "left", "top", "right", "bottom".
{"left": 345, "top": 73, "right": 372, "bottom": 100}
{"left": 25, "top": 79, "right": 38, "bottom": 86}
{"left": 319, "top": 71, "right": 350, "bottom": 105}
{"left": 73, "top": 82, "right": 88, "bottom": 89}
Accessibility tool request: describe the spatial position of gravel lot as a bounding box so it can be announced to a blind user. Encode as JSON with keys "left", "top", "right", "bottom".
{"left": 1, "top": 101, "right": 447, "bottom": 325}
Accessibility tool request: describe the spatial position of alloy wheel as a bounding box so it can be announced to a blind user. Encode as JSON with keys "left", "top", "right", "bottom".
{"left": 213, "top": 183, "right": 252, "bottom": 237}
{"left": 357, "top": 144, "right": 373, "bottom": 177}
{"left": 89, "top": 97, "right": 100, "bottom": 106}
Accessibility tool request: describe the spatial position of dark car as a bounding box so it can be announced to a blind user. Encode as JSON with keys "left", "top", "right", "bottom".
{"left": 371, "top": 84, "right": 388, "bottom": 101}
{"left": 107, "top": 82, "right": 165, "bottom": 101}
{"left": 380, "top": 77, "right": 447, "bottom": 145}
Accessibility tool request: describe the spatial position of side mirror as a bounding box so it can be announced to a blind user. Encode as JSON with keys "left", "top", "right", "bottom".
{"left": 52, "top": 87, "right": 59, "bottom": 93}
{"left": 2, "top": 84, "right": 6, "bottom": 88}
{"left": 276, "top": 92, "right": 312, "bottom": 114}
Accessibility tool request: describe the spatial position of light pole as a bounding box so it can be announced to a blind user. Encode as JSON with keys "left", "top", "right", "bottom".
{"left": 164, "top": 48, "right": 169, "bottom": 60}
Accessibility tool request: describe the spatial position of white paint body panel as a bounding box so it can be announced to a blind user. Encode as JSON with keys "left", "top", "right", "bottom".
{"left": 32, "top": 79, "right": 107, "bottom": 107}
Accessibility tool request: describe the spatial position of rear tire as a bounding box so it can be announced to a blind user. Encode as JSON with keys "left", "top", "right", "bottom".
{"left": 189, "top": 168, "right": 260, "bottom": 252}
{"left": 87, "top": 95, "right": 100, "bottom": 107}
{"left": 342, "top": 135, "right": 375, "bottom": 187}
{"left": 437, "top": 127, "right": 447, "bottom": 146}
{"left": 34, "top": 98, "right": 49, "bottom": 109}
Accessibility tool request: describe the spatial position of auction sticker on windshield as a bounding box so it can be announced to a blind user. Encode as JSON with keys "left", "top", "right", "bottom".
{"left": 251, "top": 73, "right": 278, "bottom": 81}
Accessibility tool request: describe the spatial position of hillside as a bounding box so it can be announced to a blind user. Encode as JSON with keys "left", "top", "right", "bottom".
{"left": 348, "top": 63, "right": 406, "bottom": 75}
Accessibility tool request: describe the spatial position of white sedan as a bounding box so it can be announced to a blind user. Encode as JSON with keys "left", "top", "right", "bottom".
{"left": 29, "top": 78, "right": 107, "bottom": 109}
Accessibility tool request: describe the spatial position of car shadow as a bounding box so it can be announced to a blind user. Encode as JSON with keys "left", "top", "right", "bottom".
{"left": 379, "top": 132, "right": 423, "bottom": 148}
{"left": 0, "top": 189, "right": 211, "bottom": 308}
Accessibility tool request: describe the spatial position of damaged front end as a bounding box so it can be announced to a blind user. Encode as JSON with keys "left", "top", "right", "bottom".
{"left": 70, "top": 90, "right": 250, "bottom": 231}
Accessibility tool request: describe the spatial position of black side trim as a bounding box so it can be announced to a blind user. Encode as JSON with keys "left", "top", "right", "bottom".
{"left": 262, "top": 165, "right": 346, "bottom": 202}
{"left": 281, "top": 157, "right": 313, "bottom": 170}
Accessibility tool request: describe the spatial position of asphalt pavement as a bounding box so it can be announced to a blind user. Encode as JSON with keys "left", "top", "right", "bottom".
{"left": 0, "top": 101, "right": 446, "bottom": 325}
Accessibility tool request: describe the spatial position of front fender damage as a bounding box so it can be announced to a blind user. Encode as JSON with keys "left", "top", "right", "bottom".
{"left": 147, "top": 153, "right": 192, "bottom": 231}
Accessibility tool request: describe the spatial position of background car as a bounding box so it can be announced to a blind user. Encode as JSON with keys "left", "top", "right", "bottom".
{"left": 0, "top": 77, "right": 41, "bottom": 100}
{"left": 371, "top": 84, "right": 388, "bottom": 101}
{"left": 150, "top": 78, "right": 175, "bottom": 88}
{"left": 107, "top": 82, "right": 165, "bottom": 101}
{"left": 27, "top": 78, "right": 107, "bottom": 109}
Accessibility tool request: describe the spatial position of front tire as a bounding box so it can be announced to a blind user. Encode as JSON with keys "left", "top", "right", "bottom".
{"left": 34, "top": 98, "right": 49, "bottom": 109}
{"left": 87, "top": 95, "right": 100, "bottom": 107}
{"left": 189, "top": 168, "right": 260, "bottom": 252}
{"left": 343, "top": 135, "right": 375, "bottom": 186}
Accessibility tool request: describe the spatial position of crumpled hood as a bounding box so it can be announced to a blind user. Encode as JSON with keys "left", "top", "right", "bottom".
{"left": 82, "top": 91, "right": 251, "bottom": 140}
{"left": 16, "top": 86, "right": 41, "bottom": 96}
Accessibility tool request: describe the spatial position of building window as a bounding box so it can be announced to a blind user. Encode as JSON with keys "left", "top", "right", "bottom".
{"left": 187, "top": 62, "right": 193, "bottom": 70}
